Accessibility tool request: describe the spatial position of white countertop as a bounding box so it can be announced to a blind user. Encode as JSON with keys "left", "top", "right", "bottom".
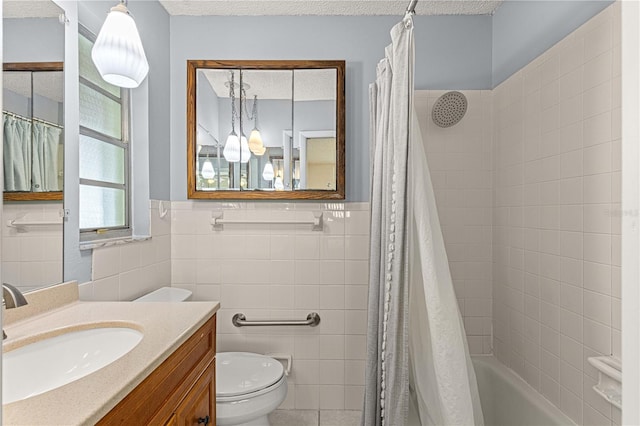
{"left": 2, "top": 299, "right": 219, "bottom": 425}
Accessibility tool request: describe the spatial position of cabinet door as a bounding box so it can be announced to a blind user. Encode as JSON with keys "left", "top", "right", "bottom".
{"left": 175, "top": 362, "right": 216, "bottom": 426}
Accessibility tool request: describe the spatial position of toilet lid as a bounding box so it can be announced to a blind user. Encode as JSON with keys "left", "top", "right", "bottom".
{"left": 216, "top": 352, "right": 284, "bottom": 397}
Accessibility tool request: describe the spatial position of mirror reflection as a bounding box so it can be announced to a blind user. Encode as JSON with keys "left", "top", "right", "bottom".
{"left": 2, "top": 0, "right": 65, "bottom": 293}
{"left": 3, "top": 67, "right": 64, "bottom": 197}
{"left": 188, "top": 60, "right": 345, "bottom": 199}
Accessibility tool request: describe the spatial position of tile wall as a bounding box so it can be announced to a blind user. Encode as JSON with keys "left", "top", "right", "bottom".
{"left": 169, "top": 201, "right": 369, "bottom": 410}
{"left": 79, "top": 200, "right": 171, "bottom": 301}
{"left": 415, "top": 90, "right": 494, "bottom": 354}
{"left": 2, "top": 202, "right": 64, "bottom": 292}
{"left": 492, "top": 3, "right": 622, "bottom": 425}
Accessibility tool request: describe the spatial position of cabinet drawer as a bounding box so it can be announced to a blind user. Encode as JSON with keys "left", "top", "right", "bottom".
{"left": 98, "top": 314, "right": 216, "bottom": 425}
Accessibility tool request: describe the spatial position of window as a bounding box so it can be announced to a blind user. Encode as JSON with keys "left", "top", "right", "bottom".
{"left": 78, "top": 26, "right": 130, "bottom": 241}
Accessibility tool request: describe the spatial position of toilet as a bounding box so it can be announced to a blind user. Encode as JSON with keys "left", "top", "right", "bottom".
{"left": 216, "top": 352, "right": 287, "bottom": 426}
{"left": 134, "top": 288, "right": 287, "bottom": 426}
{"left": 133, "top": 287, "right": 192, "bottom": 302}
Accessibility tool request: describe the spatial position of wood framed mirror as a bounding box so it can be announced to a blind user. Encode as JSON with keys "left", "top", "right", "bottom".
{"left": 187, "top": 60, "right": 345, "bottom": 200}
{"left": 3, "top": 62, "right": 64, "bottom": 201}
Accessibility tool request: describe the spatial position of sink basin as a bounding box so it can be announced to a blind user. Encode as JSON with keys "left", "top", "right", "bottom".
{"left": 3, "top": 327, "right": 143, "bottom": 404}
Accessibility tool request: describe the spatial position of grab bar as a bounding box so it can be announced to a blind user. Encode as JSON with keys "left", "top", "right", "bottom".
{"left": 211, "top": 211, "right": 323, "bottom": 231}
{"left": 232, "top": 312, "right": 321, "bottom": 327}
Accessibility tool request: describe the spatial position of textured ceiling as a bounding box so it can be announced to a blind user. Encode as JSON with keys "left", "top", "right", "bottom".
{"left": 159, "top": 0, "right": 503, "bottom": 16}
{"left": 4, "top": 71, "right": 64, "bottom": 104}
{"left": 3, "top": 1, "right": 62, "bottom": 18}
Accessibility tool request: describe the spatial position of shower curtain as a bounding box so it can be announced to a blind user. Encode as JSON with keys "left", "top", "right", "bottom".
{"left": 363, "top": 15, "right": 484, "bottom": 426}
{"left": 3, "top": 113, "right": 32, "bottom": 191}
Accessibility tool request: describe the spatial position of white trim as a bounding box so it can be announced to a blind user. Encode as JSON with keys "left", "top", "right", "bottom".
{"left": 621, "top": 1, "right": 640, "bottom": 424}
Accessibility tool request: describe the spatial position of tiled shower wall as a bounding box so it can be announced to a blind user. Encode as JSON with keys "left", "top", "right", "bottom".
{"left": 2, "top": 202, "right": 63, "bottom": 292}
{"left": 415, "top": 90, "right": 494, "bottom": 354}
{"left": 170, "top": 202, "right": 369, "bottom": 411}
{"left": 492, "top": 3, "right": 621, "bottom": 425}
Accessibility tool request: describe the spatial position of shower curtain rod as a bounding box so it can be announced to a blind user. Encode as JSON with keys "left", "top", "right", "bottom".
{"left": 406, "top": 0, "right": 418, "bottom": 15}
{"left": 3, "top": 110, "right": 63, "bottom": 129}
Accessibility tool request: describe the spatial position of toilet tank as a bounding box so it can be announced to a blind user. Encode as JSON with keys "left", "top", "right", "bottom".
{"left": 133, "top": 287, "right": 192, "bottom": 302}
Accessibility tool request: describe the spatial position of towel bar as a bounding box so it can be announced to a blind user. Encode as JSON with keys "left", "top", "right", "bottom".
{"left": 232, "top": 312, "right": 321, "bottom": 327}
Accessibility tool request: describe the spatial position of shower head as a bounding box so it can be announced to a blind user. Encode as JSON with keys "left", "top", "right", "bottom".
{"left": 431, "top": 91, "right": 467, "bottom": 128}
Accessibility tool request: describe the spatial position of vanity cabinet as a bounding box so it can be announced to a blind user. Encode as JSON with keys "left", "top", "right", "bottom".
{"left": 98, "top": 315, "right": 216, "bottom": 426}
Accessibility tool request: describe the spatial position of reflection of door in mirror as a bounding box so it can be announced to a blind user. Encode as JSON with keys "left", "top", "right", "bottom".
{"left": 2, "top": 0, "right": 65, "bottom": 293}
{"left": 306, "top": 137, "right": 337, "bottom": 190}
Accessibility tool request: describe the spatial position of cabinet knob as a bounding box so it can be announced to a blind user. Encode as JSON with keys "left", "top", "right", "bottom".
{"left": 197, "top": 415, "right": 210, "bottom": 425}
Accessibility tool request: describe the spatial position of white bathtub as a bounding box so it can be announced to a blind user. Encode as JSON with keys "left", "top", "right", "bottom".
{"left": 409, "top": 356, "right": 575, "bottom": 426}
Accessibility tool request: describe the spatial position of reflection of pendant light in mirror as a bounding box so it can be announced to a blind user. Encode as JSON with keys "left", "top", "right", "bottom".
{"left": 223, "top": 71, "right": 249, "bottom": 163}
{"left": 201, "top": 159, "right": 215, "bottom": 179}
{"left": 246, "top": 94, "right": 265, "bottom": 156}
{"left": 240, "top": 135, "right": 251, "bottom": 164}
{"left": 223, "top": 132, "right": 240, "bottom": 162}
{"left": 262, "top": 162, "right": 275, "bottom": 181}
{"left": 274, "top": 176, "right": 284, "bottom": 190}
{"left": 91, "top": 1, "right": 149, "bottom": 89}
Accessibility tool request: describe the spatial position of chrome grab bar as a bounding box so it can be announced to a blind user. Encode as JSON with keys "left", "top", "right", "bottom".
{"left": 232, "top": 312, "right": 321, "bottom": 327}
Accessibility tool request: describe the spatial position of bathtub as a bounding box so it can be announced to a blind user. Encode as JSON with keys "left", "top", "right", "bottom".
{"left": 409, "top": 356, "right": 574, "bottom": 426}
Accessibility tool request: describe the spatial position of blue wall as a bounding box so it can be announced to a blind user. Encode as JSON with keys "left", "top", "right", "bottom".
{"left": 169, "top": 15, "right": 493, "bottom": 202}
{"left": 492, "top": 0, "right": 614, "bottom": 86}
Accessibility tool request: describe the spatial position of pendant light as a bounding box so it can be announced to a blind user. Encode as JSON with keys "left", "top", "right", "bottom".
{"left": 274, "top": 176, "right": 284, "bottom": 190}
{"left": 201, "top": 159, "right": 215, "bottom": 179}
{"left": 91, "top": 1, "right": 149, "bottom": 89}
{"left": 262, "top": 162, "right": 275, "bottom": 181}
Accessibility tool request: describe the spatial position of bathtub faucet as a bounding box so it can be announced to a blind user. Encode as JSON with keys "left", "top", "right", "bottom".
{"left": 2, "top": 283, "right": 28, "bottom": 340}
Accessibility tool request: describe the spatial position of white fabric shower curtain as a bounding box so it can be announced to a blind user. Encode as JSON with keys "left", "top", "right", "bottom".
{"left": 363, "top": 14, "right": 484, "bottom": 426}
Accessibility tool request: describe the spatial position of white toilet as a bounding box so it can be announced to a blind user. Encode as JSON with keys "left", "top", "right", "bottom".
{"left": 133, "top": 288, "right": 287, "bottom": 426}
{"left": 133, "top": 287, "right": 192, "bottom": 302}
{"left": 216, "top": 352, "right": 287, "bottom": 426}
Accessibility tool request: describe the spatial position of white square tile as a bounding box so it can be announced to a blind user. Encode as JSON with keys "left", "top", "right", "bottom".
{"left": 583, "top": 233, "right": 611, "bottom": 264}
{"left": 294, "top": 285, "right": 320, "bottom": 310}
{"left": 115, "top": 243, "right": 139, "bottom": 274}
{"left": 583, "top": 261, "right": 611, "bottom": 295}
{"left": 583, "top": 290, "right": 611, "bottom": 326}
{"left": 295, "top": 386, "right": 319, "bottom": 410}
{"left": 320, "top": 286, "right": 345, "bottom": 310}
{"left": 583, "top": 318, "right": 611, "bottom": 354}
{"left": 92, "top": 246, "right": 120, "bottom": 280}
{"left": 319, "top": 360, "right": 345, "bottom": 385}
{"left": 319, "top": 385, "right": 345, "bottom": 410}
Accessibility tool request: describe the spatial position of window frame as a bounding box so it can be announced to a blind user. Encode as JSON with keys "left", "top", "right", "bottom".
{"left": 78, "top": 24, "right": 131, "bottom": 241}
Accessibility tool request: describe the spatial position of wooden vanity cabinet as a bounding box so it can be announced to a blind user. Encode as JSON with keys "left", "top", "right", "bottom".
{"left": 98, "top": 315, "right": 216, "bottom": 426}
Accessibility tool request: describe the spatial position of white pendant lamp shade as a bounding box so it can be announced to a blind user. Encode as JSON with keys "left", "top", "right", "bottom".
{"left": 240, "top": 135, "right": 251, "bottom": 164}
{"left": 223, "top": 133, "right": 240, "bottom": 162}
{"left": 201, "top": 160, "right": 215, "bottom": 179}
{"left": 249, "top": 129, "right": 265, "bottom": 155}
{"left": 262, "top": 162, "right": 275, "bottom": 181}
{"left": 92, "top": 2, "right": 149, "bottom": 89}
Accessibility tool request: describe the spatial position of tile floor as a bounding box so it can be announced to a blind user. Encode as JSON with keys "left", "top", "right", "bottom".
{"left": 268, "top": 410, "right": 361, "bottom": 426}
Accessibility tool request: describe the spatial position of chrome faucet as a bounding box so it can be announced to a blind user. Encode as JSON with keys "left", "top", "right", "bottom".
{"left": 3, "top": 283, "right": 28, "bottom": 340}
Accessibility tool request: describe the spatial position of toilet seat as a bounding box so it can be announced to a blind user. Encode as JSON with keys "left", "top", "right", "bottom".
{"left": 216, "top": 375, "right": 287, "bottom": 403}
{"left": 216, "top": 352, "right": 285, "bottom": 399}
